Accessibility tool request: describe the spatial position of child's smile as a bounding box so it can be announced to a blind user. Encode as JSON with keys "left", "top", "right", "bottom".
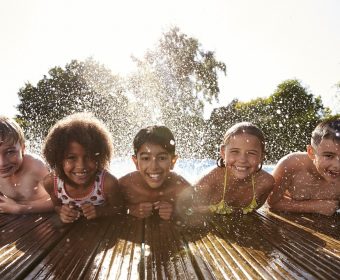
{"left": 62, "top": 141, "right": 97, "bottom": 188}
{"left": 222, "top": 133, "right": 263, "bottom": 180}
{"left": 0, "top": 142, "right": 24, "bottom": 178}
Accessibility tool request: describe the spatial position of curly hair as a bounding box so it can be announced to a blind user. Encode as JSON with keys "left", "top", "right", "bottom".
{"left": 42, "top": 113, "right": 113, "bottom": 181}
{"left": 0, "top": 116, "right": 25, "bottom": 146}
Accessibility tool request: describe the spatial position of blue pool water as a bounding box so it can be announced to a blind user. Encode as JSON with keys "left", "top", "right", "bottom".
{"left": 110, "top": 158, "right": 274, "bottom": 184}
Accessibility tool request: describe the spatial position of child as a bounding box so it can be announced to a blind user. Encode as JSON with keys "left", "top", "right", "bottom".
{"left": 42, "top": 113, "right": 122, "bottom": 223}
{"left": 268, "top": 117, "right": 340, "bottom": 216}
{"left": 193, "top": 122, "right": 275, "bottom": 215}
{"left": 0, "top": 116, "right": 53, "bottom": 214}
{"left": 119, "top": 125, "right": 191, "bottom": 220}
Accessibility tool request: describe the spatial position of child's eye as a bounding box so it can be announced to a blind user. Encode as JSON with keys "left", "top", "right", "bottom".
{"left": 6, "top": 149, "right": 17, "bottom": 155}
{"left": 158, "top": 156, "right": 168, "bottom": 161}
{"left": 323, "top": 154, "right": 334, "bottom": 159}
{"left": 65, "top": 155, "right": 76, "bottom": 161}
{"left": 140, "top": 156, "right": 150, "bottom": 161}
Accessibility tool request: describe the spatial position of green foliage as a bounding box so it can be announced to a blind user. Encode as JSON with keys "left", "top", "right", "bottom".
{"left": 206, "top": 79, "right": 331, "bottom": 163}
{"left": 16, "top": 58, "right": 129, "bottom": 154}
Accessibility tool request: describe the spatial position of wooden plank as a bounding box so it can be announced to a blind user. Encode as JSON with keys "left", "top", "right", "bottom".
{"left": 144, "top": 216, "right": 204, "bottom": 280}
{"left": 0, "top": 214, "right": 69, "bottom": 280}
{"left": 83, "top": 215, "right": 143, "bottom": 280}
{"left": 25, "top": 215, "right": 144, "bottom": 280}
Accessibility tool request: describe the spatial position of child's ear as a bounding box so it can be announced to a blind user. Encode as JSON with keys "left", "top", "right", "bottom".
{"left": 170, "top": 155, "right": 178, "bottom": 170}
{"left": 220, "top": 144, "right": 226, "bottom": 159}
{"left": 132, "top": 155, "right": 139, "bottom": 170}
{"left": 307, "top": 145, "right": 315, "bottom": 160}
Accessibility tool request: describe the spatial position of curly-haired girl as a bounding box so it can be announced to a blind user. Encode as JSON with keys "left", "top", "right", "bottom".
{"left": 42, "top": 113, "right": 122, "bottom": 223}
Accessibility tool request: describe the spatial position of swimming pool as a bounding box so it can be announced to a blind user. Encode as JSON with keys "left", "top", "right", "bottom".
{"left": 110, "top": 158, "right": 274, "bottom": 184}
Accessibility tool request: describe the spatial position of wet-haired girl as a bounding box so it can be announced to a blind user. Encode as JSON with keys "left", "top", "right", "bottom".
{"left": 42, "top": 113, "right": 122, "bottom": 223}
{"left": 193, "top": 122, "right": 274, "bottom": 214}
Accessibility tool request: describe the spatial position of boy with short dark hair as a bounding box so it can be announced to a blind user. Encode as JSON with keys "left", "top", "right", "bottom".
{"left": 268, "top": 117, "right": 340, "bottom": 216}
{"left": 119, "top": 125, "right": 190, "bottom": 220}
{"left": 0, "top": 116, "right": 53, "bottom": 214}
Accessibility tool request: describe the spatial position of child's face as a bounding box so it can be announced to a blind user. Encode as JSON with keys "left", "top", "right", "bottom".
{"left": 221, "top": 133, "right": 263, "bottom": 180}
{"left": 0, "top": 140, "right": 24, "bottom": 178}
{"left": 133, "top": 142, "right": 177, "bottom": 189}
{"left": 308, "top": 138, "right": 340, "bottom": 183}
{"left": 62, "top": 141, "right": 98, "bottom": 187}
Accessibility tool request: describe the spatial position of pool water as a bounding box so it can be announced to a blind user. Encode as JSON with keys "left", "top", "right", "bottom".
{"left": 110, "top": 158, "right": 274, "bottom": 184}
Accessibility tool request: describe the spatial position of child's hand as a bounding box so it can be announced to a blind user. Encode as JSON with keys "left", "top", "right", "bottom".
{"left": 318, "top": 200, "right": 339, "bottom": 216}
{"left": 81, "top": 203, "right": 97, "bottom": 220}
{"left": 59, "top": 204, "right": 80, "bottom": 223}
{"left": 0, "top": 195, "right": 21, "bottom": 214}
{"left": 128, "top": 202, "right": 153, "bottom": 218}
{"left": 154, "top": 201, "right": 173, "bottom": 220}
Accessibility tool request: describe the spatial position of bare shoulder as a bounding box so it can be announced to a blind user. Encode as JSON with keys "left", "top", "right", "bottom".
{"left": 42, "top": 172, "right": 54, "bottom": 194}
{"left": 104, "top": 170, "right": 119, "bottom": 187}
{"left": 256, "top": 170, "right": 275, "bottom": 189}
{"left": 195, "top": 167, "right": 221, "bottom": 186}
{"left": 118, "top": 171, "right": 140, "bottom": 186}
{"left": 273, "top": 152, "right": 310, "bottom": 174}
{"left": 23, "top": 153, "right": 49, "bottom": 176}
{"left": 169, "top": 171, "right": 191, "bottom": 187}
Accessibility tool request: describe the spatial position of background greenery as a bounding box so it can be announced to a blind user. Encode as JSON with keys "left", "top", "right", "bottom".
{"left": 16, "top": 27, "right": 338, "bottom": 163}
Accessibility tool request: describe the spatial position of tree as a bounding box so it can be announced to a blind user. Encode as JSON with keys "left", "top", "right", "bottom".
{"left": 16, "top": 58, "right": 130, "bottom": 155}
{"left": 127, "top": 27, "right": 226, "bottom": 158}
{"left": 205, "top": 79, "right": 331, "bottom": 163}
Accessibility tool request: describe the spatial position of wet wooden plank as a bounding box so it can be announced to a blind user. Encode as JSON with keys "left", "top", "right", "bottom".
{"left": 0, "top": 214, "right": 69, "bottom": 280}
{"left": 1, "top": 210, "right": 340, "bottom": 280}
{"left": 25, "top": 215, "right": 144, "bottom": 280}
{"left": 143, "top": 216, "right": 204, "bottom": 280}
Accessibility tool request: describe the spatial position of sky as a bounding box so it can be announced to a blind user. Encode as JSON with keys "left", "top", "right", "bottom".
{"left": 1, "top": 0, "right": 340, "bottom": 118}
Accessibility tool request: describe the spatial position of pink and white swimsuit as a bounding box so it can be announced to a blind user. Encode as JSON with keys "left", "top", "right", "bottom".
{"left": 54, "top": 170, "right": 106, "bottom": 209}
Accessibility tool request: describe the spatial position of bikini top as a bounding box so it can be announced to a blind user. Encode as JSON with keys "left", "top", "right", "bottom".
{"left": 208, "top": 168, "right": 258, "bottom": 215}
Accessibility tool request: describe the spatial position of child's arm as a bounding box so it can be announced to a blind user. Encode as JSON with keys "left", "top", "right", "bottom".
{"left": 0, "top": 192, "right": 53, "bottom": 214}
{"left": 81, "top": 172, "right": 123, "bottom": 219}
{"left": 269, "top": 196, "right": 338, "bottom": 216}
{"left": 267, "top": 155, "right": 294, "bottom": 206}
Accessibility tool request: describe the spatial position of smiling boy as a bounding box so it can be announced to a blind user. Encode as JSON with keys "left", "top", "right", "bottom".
{"left": 0, "top": 116, "right": 53, "bottom": 214}
{"left": 268, "top": 117, "right": 340, "bottom": 216}
{"left": 119, "top": 125, "right": 190, "bottom": 220}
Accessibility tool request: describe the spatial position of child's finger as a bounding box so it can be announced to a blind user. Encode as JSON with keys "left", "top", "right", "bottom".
{"left": 153, "top": 201, "right": 160, "bottom": 209}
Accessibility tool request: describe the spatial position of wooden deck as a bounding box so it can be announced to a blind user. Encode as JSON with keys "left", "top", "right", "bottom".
{"left": 0, "top": 208, "right": 339, "bottom": 280}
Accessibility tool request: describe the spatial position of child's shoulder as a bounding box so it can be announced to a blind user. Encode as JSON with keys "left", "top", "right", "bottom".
{"left": 168, "top": 171, "right": 191, "bottom": 187}
{"left": 118, "top": 171, "right": 141, "bottom": 185}
{"left": 23, "top": 153, "right": 49, "bottom": 174}
{"left": 276, "top": 152, "right": 310, "bottom": 169}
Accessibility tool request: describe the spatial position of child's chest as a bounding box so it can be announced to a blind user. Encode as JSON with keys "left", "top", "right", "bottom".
{"left": 289, "top": 172, "right": 338, "bottom": 200}
{"left": 127, "top": 185, "right": 177, "bottom": 203}
{"left": 0, "top": 175, "right": 38, "bottom": 201}
{"left": 210, "top": 183, "right": 255, "bottom": 207}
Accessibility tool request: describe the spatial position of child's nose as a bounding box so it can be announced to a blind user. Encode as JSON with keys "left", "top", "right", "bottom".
{"left": 150, "top": 157, "right": 159, "bottom": 169}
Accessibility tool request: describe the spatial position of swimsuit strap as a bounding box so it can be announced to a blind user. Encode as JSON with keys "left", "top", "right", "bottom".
{"left": 242, "top": 174, "right": 258, "bottom": 214}
{"left": 209, "top": 167, "right": 233, "bottom": 214}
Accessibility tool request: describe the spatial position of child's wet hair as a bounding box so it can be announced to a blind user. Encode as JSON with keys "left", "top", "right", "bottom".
{"left": 217, "top": 122, "right": 265, "bottom": 168}
{"left": 311, "top": 117, "right": 340, "bottom": 147}
{"left": 133, "top": 125, "right": 176, "bottom": 155}
{"left": 0, "top": 116, "right": 25, "bottom": 146}
{"left": 42, "top": 113, "right": 113, "bottom": 181}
